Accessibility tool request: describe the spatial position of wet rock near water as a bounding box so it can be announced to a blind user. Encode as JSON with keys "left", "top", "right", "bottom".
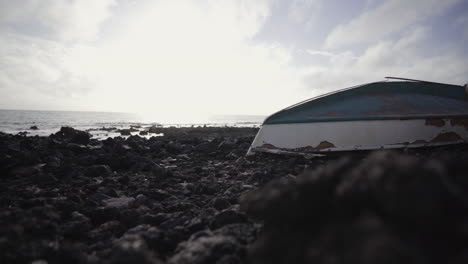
{"left": 1, "top": 126, "right": 467, "bottom": 264}
{"left": 51, "top": 126, "right": 91, "bottom": 145}
{"left": 118, "top": 128, "right": 139, "bottom": 136}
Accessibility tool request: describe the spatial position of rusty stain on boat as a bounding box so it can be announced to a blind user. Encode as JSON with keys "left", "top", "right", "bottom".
{"left": 294, "top": 146, "right": 315, "bottom": 152}
{"left": 425, "top": 119, "right": 445, "bottom": 127}
{"left": 315, "top": 141, "right": 335, "bottom": 149}
{"left": 295, "top": 141, "right": 336, "bottom": 152}
{"left": 259, "top": 140, "right": 337, "bottom": 153}
{"left": 411, "top": 139, "right": 428, "bottom": 144}
{"left": 450, "top": 118, "right": 468, "bottom": 130}
{"left": 260, "top": 143, "right": 277, "bottom": 149}
{"left": 431, "top": 132, "right": 462, "bottom": 143}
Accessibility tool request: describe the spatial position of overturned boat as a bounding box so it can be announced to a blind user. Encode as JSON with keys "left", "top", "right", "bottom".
{"left": 248, "top": 77, "right": 468, "bottom": 156}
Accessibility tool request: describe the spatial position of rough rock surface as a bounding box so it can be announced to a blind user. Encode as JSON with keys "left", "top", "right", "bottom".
{"left": 1, "top": 126, "right": 467, "bottom": 264}
{"left": 242, "top": 150, "right": 468, "bottom": 264}
{"left": 0, "top": 126, "right": 274, "bottom": 263}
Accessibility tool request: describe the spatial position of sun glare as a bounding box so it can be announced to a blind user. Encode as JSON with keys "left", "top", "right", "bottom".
{"left": 59, "top": 0, "right": 306, "bottom": 117}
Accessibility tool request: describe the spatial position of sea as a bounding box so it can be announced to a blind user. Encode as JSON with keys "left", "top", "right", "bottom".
{"left": 0, "top": 109, "right": 265, "bottom": 139}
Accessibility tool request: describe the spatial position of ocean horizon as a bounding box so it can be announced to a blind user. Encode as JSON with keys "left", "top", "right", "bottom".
{"left": 0, "top": 109, "right": 265, "bottom": 138}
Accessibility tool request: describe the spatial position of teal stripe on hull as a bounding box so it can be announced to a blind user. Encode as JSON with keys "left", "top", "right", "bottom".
{"left": 265, "top": 81, "right": 468, "bottom": 125}
{"left": 265, "top": 115, "right": 468, "bottom": 125}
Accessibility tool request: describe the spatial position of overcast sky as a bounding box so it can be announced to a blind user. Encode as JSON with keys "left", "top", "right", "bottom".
{"left": 0, "top": 0, "right": 467, "bottom": 121}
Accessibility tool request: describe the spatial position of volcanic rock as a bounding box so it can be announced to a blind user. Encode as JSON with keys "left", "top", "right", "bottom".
{"left": 107, "top": 233, "right": 163, "bottom": 264}
{"left": 242, "top": 151, "right": 468, "bottom": 264}
{"left": 212, "top": 197, "right": 231, "bottom": 211}
{"left": 1, "top": 126, "right": 467, "bottom": 264}
{"left": 148, "top": 126, "right": 162, "bottom": 134}
{"left": 210, "top": 210, "right": 248, "bottom": 229}
{"left": 53, "top": 126, "right": 91, "bottom": 145}
{"left": 119, "top": 129, "right": 132, "bottom": 136}
{"left": 84, "top": 165, "right": 113, "bottom": 178}
{"left": 168, "top": 231, "right": 244, "bottom": 264}
{"left": 104, "top": 197, "right": 136, "bottom": 209}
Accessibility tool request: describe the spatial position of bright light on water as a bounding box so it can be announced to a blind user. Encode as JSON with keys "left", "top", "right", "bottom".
{"left": 0, "top": 109, "right": 265, "bottom": 137}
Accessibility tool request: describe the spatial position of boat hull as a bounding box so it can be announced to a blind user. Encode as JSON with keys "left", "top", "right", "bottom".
{"left": 247, "top": 118, "right": 468, "bottom": 155}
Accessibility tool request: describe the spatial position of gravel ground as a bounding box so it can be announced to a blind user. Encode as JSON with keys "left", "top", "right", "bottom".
{"left": 1, "top": 126, "right": 467, "bottom": 264}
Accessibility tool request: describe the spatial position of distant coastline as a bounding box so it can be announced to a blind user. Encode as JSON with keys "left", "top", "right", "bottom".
{"left": 0, "top": 109, "right": 265, "bottom": 138}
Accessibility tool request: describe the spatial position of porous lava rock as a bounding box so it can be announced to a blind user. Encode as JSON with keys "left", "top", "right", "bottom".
{"left": 242, "top": 151, "right": 468, "bottom": 264}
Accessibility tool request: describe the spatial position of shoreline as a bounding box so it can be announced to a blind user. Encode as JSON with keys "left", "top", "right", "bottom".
{"left": 0, "top": 124, "right": 262, "bottom": 140}
{"left": 0, "top": 109, "right": 264, "bottom": 139}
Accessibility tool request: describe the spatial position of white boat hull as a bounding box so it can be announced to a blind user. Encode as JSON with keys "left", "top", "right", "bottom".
{"left": 247, "top": 118, "right": 468, "bottom": 155}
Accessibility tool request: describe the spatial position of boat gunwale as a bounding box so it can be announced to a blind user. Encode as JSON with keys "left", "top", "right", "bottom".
{"left": 262, "top": 81, "right": 384, "bottom": 124}
{"left": 263, "top": 114, "right": 468, "bottom": 125}
{"left": 263, "top": 78, "right": 466, "bottom": 125}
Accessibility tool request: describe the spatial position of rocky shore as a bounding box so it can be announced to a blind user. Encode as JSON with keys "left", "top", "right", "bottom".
{"left": 1, "top": 126, "right": 468, "bottom": 264}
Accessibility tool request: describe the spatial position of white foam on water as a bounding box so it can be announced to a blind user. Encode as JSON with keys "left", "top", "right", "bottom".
{"left": 0, "top": 109, "right": 264, "bottom": 138}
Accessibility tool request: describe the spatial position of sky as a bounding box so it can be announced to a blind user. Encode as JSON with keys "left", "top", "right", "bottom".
{"left": 0, "top": 0, "right": 467, "bottom": 122}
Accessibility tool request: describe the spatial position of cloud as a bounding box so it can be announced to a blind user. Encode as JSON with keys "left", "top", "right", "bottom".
{"left": 0, "top": 0, "right": 309, "bottom": 118}
{"left": 305, "top": 49, "right": 359, "bottom": 62}
{"left": 1, "top": 0, "right": 466, "bottom": 119}
{"left": 306, "top": 50, "right": 335, "bottom": 57}
{"left": 303, "top": 26, "right": 468, "bottom": 93}
{"left": 83, "top": 0, "right": 307, "bottom": 118}
{"left": 324, "top": 0, "right": 461, "bottom": 49}
{"left": 288, "top": 0, "right": 322, "bottom": 25}
{"left": 0, "top": 32, "right": 97, "bottom": 110}
{"left": 457, "top": 16, "right": 468, "bottom": 40}
{"left": 0, "top": 0, "right": 114, "bottom": 109}
{"left": 0, "top": 0, "right": 115, "bottom": 42}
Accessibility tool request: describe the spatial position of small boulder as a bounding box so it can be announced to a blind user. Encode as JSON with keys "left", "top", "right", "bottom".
{"left": 62, "top": 211, "right": 92, "bottom": 238}
{"left": 195, "top": 141, "right": 217, "bottom": 153}
{"left": 133, "top": 194, "right": 149, "bottom": 207}
{"left": 53, "top": 127, "right": 91, "bottom": 145}
{"left": 118, "top": 175, "right": 130, "bottom": 184}
{"left": 148, "top": 125, "right": 162, "bottom": 134}
{"left": 66, "top": 143, "right": 88, "bottom": 152}
{"left": 104, "top": 197, "right": 136, "bottom": 209}
{"left": 108, "top": 233, "right": 163, "bottom": 264}
{"left": 212, "top": 197, "right": 231, "bottom": 211}
{"left": 168, "top": 231, "right": 243, "bottom": 264}
{"left": 84, "top": 165, "right": 113, "bottom": 178}
{"left": 120, "top": 129, "right": 132, "bottom": 136}
{"left": 211, "top": 210, "right": 248, "bottom": 229}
